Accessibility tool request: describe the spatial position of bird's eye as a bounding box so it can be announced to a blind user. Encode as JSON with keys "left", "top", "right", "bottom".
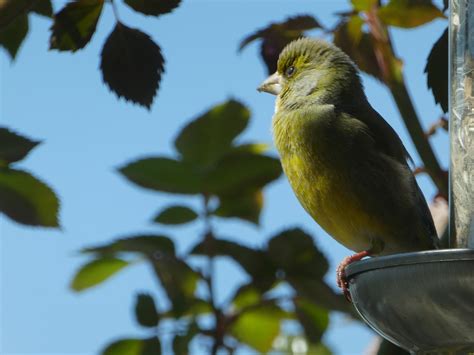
{"left": 285, "top": 66, "right": 295, "bottom": 77}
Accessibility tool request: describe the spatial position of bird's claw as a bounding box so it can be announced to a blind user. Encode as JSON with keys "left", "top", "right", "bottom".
{"left": 336, "top": 251, "right": 371, "bottom": 303}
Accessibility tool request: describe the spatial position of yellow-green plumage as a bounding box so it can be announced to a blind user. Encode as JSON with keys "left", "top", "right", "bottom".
{"left": 260, "top": 38, "right": 438, "bottom": 256}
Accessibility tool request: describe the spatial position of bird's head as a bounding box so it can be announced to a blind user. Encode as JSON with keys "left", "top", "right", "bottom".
{"left": 258, "top": 38, "right": 364, "bottom": 111}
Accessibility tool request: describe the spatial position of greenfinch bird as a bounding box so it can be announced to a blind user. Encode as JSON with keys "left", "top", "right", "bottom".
{"left": 258, "top": 38, "right": 438, "bottom": 300}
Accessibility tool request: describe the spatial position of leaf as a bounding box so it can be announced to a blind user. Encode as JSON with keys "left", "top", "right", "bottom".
{"left": 100, "top": 22, "right": 164, "bottom": 109}
{"left": 230, "top": 284, "right": 263, "bottom": 310}
{"left": 174, "top": 100, "right": 250, "bottom": 166}
{"left": 153, "top": 205, "right": 198, "bottom": 225}
{"left": 0, "top": 14, "right": 28, "bottom": 59}
{"left": 172, "top": 322, "right": 199, "bottom": 355}
{"left": 230, "top": 305, "right": 286, "bottom": 353}
{"left": 351, "top": 0, "right": 377, "bottom": 11}
{"left": 204, "top": 151, "right": 282, "bottom": 195}
{"left": 124, "top": 0, "right": 181, "bottom": 16}
{"left": 50, "top": 0, "right": 104, "bottom": 51}
{"left": 134, "top": 293, "right": 159, "bottom": 327}
{"left": 239, "top": 15, "right": 323, "bottom": 74}
{"left": 346, "top": 15, "right": 364, "bottom": 45}
{"left": 71, "top": 257, "right": 129, "bottom": 291}
{"left": 119, "top": 157, "right": 202, "bottom": 195}
{"left": 294, "top": 298, "right": 329, "bottom": 343}
{"left": 378, "top": 0, "right": 444, "bottom": 28}
{"left": 102, "top": 337, "right": 161, "bottom": 355}
{"left": 425, "top": 28, "right": 448, "bottom": 113}
{"left": 214, "top": 189, "right": 263, "bottom": 225}
{"left": 0, "top": 168, "right": 59, "bottom": 227}
{"left": 0, "top": 127, "right": 40, "bottom": 165}
{"left": 31, "top": 0, "right": 53, "bottom": 17}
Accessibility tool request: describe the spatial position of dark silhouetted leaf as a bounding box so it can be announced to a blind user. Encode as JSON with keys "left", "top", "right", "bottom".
{"left": 425, "top": 28, "right": 448, "bottom": 112}
{"left": 214, "top": 189, "right": 263, "bottom": 225}
{"left": 31, "top": 0, "right": 53, "bottom": 17}
{"left": 239, "top": 15, "right": 323, "bottom": 74}
{"left": 0, "top": 168, "right": 59, "bottom": 227}
{"left": 124, "top": 0, "right": 181, "bottom": 16}
{"left": 135, "top": 293, "right": 159, "bottom": 327}
{"left": 100, "top": 22, "right": 164, "bottom": 109}
{"left": 0, "top": 14, "right": 28, "bottom": 59}
{"left": 102, "top": 337, "right": 161, "bottom": 355}
{"left": 83, "top": 235, "right": 176, "bottom": 257}
{"left": 174, "top": 100, "right": 250, "bottom": 166}
{"left": 50, "top": 0, "right": 104, "bottom": 51}
{"left": 378, "top": 0, "right": 444, "bottom": 28}
{"left": 119, "top": 157, "right": 202, "bottom": 194}
{"left": 153, "top": 205, "right": 198, "bottom": 225}
{"left": 377, "top": 338, "right": 409, "bottom": 354}
{"left": 294, "top": 298, "right": 329, "bottom": 343}
{"left": 71, "top": 257, "right": 129, "bottom": 291}
{"left": 351, "top": 0, "right": 377, "bottom": 11}
{"left": 172, "top": 321, "right": 199, "bottom": 355}
{"left": 267, "top": 228, "right": 328, "bottom": 279}
{"left": 0, "top": 127, "right": 40, "bottom": 164}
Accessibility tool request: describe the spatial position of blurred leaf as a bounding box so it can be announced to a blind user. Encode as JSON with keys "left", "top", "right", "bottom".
{"left": 153, "top": 205, "right": 198, "bottom": 225}
{"left": 119, "top": 157, "right": 202, "bottom": 194}
{"left": 0, "top": 127, "right": 40, "bottom": 164}
{"left": 83, "top": 234, "right": 176, "bottom": 257}
{"left": 272, "top": 335, "right": 332, "bottom": 355}
{"left": 231, "top": 284, "right": 262, "bottom": 309}
{"left": 294, "top": 298, "right": 329, "bottom": 343}
{"left": 239, "top": 15, "right": 323, "bottom": 74}
{"left": 50, "top": 0, "right": 104, "bottom": 51}
{"left": 71, "top": 257, "right": 129, "bottom": 291}
{"left": 214, "top": 189, "right": 263, "bottom": 225}
{"left": 102, "top": 337, "right": 161, "bottom": 355}
{"left": 135, "top": 293, "right": 159, "bottom": 327}
{"left": 0, "top": 168, "right": 59, "bottom": 227}
{"left": 378, "top": 0, "right": 444, "bottom": 28}
{"left": 0, "top": 14, "right": 28, "bottom": 59}
{"left": 333, "top": 20, "right": 383, "bottom": 80}
{"left": 31, "top": 0, "right": 53, "bottom": 17}
{"left": 100, "top": 22, "right": 164, "bottom": 109}
{"left": 172, "top": 321, "right": 199, "bottom": 355}
{"left": 351, "top": 0, "right": 377, "bottom": 11}
{"left": 267, "top": 228, "right": 328, "bottom": 280}
{"left": 124, "top": 0, "right": 181, "bottom": 16}
{"left": 230, "top": 305, "right": 286, "bottom": 353}
{"left": 162, "top": 297, "right": 212, "bottom": 318}
{"left": 231, "top": 143, "right": 268, "bottom": 154}
{"left": 425, "top": 28, "right": 448, "bottom": 112}
{"left": 377, "top": 338, "right": 409, "bottom": 354}
{"left": 204, "top": 151, "right": 282, "bottom": 195}
{"left": 175, "top": 100, "right": 250, "bottom": 166}
{"left": 346, "top": 15, "right": 364, "bottom": 44}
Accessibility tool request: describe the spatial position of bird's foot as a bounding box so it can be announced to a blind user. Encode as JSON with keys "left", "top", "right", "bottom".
{"left": 336, "top": 250, "right": 371, "bottom": 302}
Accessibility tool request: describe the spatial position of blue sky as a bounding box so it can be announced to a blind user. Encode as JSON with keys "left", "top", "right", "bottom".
{"left": 1, "top": 0, "right": 448, "bottom": 354}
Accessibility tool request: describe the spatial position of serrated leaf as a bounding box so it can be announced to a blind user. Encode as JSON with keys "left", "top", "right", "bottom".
{"left": 174, "top": 100, "right": 250, "bottom": 166}
{"left": 82, "top": 235, "right": 176, "bottom": 257}
{"left": 102, "top": 337, "right": 161, "bottom": 355}
{"left": 0, "top": 127, "right": 40, "bottom": 164}
{"left": 71, "top": 257, "right": 129, "bottom": 291}
{"left": 378, "top": 0, "right": 444, "bottom": 28}
{"left": 214, "top": 189, "right": 263, "bottom": 225}
{"left": 294, "top": 298, "right": 329, "bottom": 343}
{"left": 124, "top": 0, "right": 181, "bottom": 16}
{"left": 153, "top": 205, "right": 198, "bottom": 225}
{"left": 100, "top": 22, "right": 164, "bottom": 109}
{"left": 425, "top": 27, "right": 448, "bottom": 112}
{"left": 50, "top": 0, "right": 104, "bottom": 51}
{"left": 0, "top": 168, "right": 59, "bottom": 227}
{"left": 119, "top": 157, "right": 202, "bottom": 194}
{"left": 0, "top": 14, "right": 28, "bottom": 59}
{"left": 135, "top": 293, "right": 159, "bottom": 327}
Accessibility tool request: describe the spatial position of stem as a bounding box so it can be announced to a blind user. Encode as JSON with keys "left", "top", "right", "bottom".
{"left": 109, "top": 0, "right": 120, "bottom": 22}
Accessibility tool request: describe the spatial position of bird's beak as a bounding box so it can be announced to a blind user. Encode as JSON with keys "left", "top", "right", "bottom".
{"left": 257, "top": 72, "right": 282, "bottom": 95}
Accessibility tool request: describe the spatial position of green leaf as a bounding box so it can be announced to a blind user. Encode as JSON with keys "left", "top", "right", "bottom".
{"left": 294, "top": 298, "right": 329, "bottom": 343}
{"left": 378, "top": 0, "right": 444, "bottom": 28}
{"left": 71, "top": 257, "right": 129, "bottom": 291}
{"left": 100, "top": 22, "right": 164, "bottom": 109}
{"left": 230, "top": 305, "right": 286, "bottom": 353}
{"left": 0, "top": 168, "right": 59, "bottom": 227}
{"left": 204, "top": 151, "right": 282, "bottom": 195}
{"left": 214, "top": 189, "right": 263, "bottom": 225}
{"left": 134, "top": 293, "right": 159, "bottom": 327}
{"left": 425, "top": 27, "right": 448, "bottom": 113}
{"left": 102, "top": 337, "right": 161, "bottom": 355}
{"left": 346, "top": 15, "right": 364, "bottom": 45}
{"left": 0, "top": 127, "right": 40, "bottom": 165}
{"left": 153, "top": 205, "right": 198, "bottom": 225}
{"left": 124, "top": 0, "right": 181, "bottom": 16}
{"left": 231, "top": 284, "right": 263, "bottom": 310}
{"left": 119, "top": 157, "right": 202, "bottom": 195}
{"left": 172, "top": 322, "right": 199, "bottom": 355}
{"left": 50, "top": 0, "right": 104, "bottom": 51}
{"left": 351, "top": 0, "right": 377, "bottom": 11}
{"left": 174, "top": 100, "right": 250, "bottom": 166}
{"left": 0, "top": 14, "right": 28, "bottom": 60}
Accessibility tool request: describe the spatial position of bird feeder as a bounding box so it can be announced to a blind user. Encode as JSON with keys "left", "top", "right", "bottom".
{"left": 346, "top": 0, "right": 474, "bottom": 353}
